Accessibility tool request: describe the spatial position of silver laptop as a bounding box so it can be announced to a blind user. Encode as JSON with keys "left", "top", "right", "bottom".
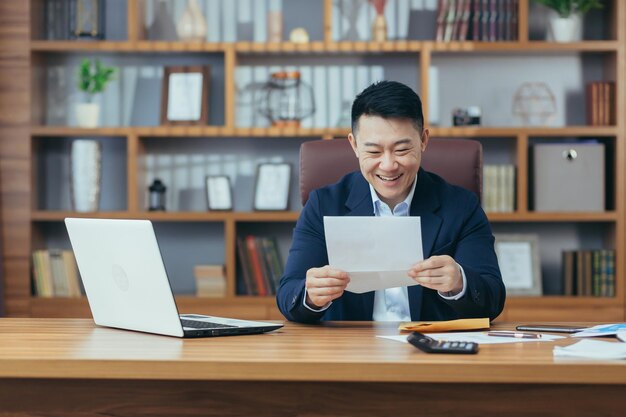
{"left": 65, "top": 218, "right": 283, "bottom": 338}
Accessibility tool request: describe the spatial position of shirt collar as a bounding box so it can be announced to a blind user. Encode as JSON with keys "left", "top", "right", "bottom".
{"left": 369, "top": 174, "right": 418, "bottom": 215}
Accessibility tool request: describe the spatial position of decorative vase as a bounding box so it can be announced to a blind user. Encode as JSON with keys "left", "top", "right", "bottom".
{"left": 176, "top": 0, "right": 207, "bottom": 41}
{"left": 75, "top": 102, "right": 100, "bottom": 128}
{"left": 147, "top": 0, "right": 178, "bottom": 41}
{"left": 70, "top": 140, "right": 102, "bottom": 212}
{"left": 547, "top": 11, "right": 582, "bottom": 42}
{"left": 372, "top": 13, "right": 387, "bottom": 41}
{"left": 338, "top": 0, "right": 367, "bottom": 41}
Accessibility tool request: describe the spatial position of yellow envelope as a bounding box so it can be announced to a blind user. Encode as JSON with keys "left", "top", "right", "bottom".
{"left": 399, "top": 318, "right": 490, "bottom": 333}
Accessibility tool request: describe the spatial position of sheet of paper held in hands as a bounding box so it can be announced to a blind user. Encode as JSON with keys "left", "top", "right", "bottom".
{"left": 324, "top": 216, "right": 423, "bottom": 293}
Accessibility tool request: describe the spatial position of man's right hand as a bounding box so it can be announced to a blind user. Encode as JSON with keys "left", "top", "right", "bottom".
{"left": 305, "top": 266, "right": 350, "bottom": 309}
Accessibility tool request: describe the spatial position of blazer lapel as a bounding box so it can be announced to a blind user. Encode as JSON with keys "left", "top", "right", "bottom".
{"left": 408, "top": 170, "right": 442, "bottom": 322}
{"left": 411, "top": 169, "right": 442, "bottom": 258}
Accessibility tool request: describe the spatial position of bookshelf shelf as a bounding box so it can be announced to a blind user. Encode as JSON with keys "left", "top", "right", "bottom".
{"left": 31, "top": 211, "right": 301, "bottom": 223}
{"left": 0, "top": 0, "right": 622, "bottom": 321}
{"left": 30, "top": 40, "right": 621, "bottom": 54}
{"left": 30, "top": 126, "right": 619, "bottom": 138}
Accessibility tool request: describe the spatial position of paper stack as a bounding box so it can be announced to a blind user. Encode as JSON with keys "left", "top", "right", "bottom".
{"left": 554, "top": 339, "right": 626, "bottom": 360}
{"left": 194, "top": 265, "right": 226, "bottom": 298}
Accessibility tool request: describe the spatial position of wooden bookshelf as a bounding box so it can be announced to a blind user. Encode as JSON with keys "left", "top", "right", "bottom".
{"left": 0, "top": 0, "right": 624, "bottom": 320}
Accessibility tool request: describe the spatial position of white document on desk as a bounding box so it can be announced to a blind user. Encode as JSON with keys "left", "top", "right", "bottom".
{"left": 324, "top": 216, "right": 423, "bottom": 293}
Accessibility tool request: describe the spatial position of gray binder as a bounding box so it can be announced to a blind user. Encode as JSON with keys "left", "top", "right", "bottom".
{"left": 533, "top": 143, "right": 605, "bottom": 212}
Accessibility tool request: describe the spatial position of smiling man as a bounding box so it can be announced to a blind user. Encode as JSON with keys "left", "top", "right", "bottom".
{"left": 276, "top": 81, "right": 505, "bottom": 323}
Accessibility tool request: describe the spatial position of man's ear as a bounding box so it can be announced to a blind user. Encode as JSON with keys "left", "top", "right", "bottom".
{"left": 420, "top": 128, "right": 430, "bottom": 152}
{"left": 348, "top": 133, "right": 359, "bottom": 158}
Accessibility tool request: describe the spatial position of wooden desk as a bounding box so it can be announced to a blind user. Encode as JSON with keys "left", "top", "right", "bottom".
{"left": 0, "top": 319, "right": 624, "bottom": 416}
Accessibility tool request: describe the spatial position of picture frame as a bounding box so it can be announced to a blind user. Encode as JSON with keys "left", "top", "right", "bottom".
{"left": 494, "top": 234, "right": 542, "bottom": 296}
{"left": 253, "top": 163, "right": 291, "bottom": 211}
{"left": 160, "top": 65, "right": 210, "bottom": 125}
{"left": 205, "top": 175, "right": 233, "bottom": 211}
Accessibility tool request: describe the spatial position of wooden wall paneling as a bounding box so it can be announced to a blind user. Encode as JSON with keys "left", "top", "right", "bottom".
{"left": 0, "top": 1, "right": 30, "bottom": 316}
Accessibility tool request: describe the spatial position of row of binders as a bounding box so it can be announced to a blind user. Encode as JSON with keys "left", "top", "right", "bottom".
{"left": 237, "top": 235, "right": 284, "bottom": 296}
{"left": 32, "top": 249, "right": 82, "bottom": 297}
{"left": 562, "top": 250, "right": 615, "bottom": 297}
{"left": 586, "top": 82, "right": 616, "bottom": 126}
{"left": 482, "top": 164, "right": 515, "bottom": 213}
{"left": 436, "top": 0, "right": 519, "bottom": 42}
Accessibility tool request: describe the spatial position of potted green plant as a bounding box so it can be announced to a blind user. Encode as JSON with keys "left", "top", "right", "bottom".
{"left": 533, "top": 0, "right": 603, "bottom": 42}
{"left": 76, "top": 58, "right": 116, "bottom": 128}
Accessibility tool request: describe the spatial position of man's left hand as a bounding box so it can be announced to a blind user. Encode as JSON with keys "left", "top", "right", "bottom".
{"left": 407, "top": 255, "right": 463, "bottom": 294}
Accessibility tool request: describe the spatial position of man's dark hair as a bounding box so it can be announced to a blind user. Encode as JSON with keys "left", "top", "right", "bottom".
{"left": 351, "top": 80, "right": 424, "bottom": 134}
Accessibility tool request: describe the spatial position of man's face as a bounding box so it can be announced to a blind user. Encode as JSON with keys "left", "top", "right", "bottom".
{"left": 348, "top": 115, "right": 429, "bottom": 209}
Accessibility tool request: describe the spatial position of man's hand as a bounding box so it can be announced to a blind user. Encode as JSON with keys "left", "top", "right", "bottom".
{"left": 408, "top": 255, "right": 463, "bottom": 295}
{"left": 305, "top": 266, "right": 350, "bottom": 309}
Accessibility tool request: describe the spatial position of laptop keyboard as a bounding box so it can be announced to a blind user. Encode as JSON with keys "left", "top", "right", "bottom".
{"left": 180, "top": 319, "right": 237, "bottom": 329}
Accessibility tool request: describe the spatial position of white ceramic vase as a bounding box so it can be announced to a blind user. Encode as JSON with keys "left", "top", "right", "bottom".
{"left": 548, "top": 12, "right": 582, "bottom": 42}
{"left": 70, "top": 140, "right": 102, "bottom": 212}
{"left": 75, "top": 102, "right": 100, "bottom": 128}
{"left": 176, "top": 0, "right": 207, "bottom": 41}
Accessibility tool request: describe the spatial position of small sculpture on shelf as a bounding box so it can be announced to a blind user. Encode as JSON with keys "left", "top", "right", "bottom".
{"left": 512, "top": 82, "right": 557, "bottom": 126}
{"left": 257, "top": 71, "right": 315, "bottom": 128}
{"left": 370, "top": 0, "right": 388, "bottom": 41}
{"left": 176, "top": 0, "right": 207, "bottom": 41}
{"left": 148, "top": 179, "right": 167, "bottom": 211}
{"left": 336, "top": 0, "right": 367, "bottom": 41}
{"left": 70, "top": 0, "right": 106, "bottom": 40}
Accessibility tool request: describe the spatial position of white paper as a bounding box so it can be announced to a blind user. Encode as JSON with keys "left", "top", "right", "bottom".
{"left": 572, "top": 323, "right": 626, "bottom": 338}
{"left": 378, "top": 332, "right": 565, "bottom": 345}
{"left": 324, "top": 216, "right": 423, "bottom": 293}
{"left": 554, "top": 339, "right": 626, "bottom": 360}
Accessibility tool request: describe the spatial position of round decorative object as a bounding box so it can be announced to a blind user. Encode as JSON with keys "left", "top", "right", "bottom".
{"left": 257, "top": 71, "right": 315, "bottom": 128}
{"left": 512, "top": 82, "right": 557, "bottom": 126}
{"left": 289, "top": 27, "right": 310, "bottom": 43}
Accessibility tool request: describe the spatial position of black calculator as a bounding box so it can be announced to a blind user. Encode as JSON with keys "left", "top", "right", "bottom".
{"left": 407, "top": 332, "right": 479, "bottom": 354}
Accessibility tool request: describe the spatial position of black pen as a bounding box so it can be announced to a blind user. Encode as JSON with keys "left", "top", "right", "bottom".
{"left": 487, "top": 331, "right": 542, "bottom": 339}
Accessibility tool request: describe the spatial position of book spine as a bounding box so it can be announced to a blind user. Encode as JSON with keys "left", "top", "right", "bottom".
{"left": 246, "top": 235, "right": 267, "bottom": 296}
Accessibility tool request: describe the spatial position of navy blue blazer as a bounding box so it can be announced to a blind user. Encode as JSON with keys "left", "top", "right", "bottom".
{"left": 276, "top": 169, "right": 506, "bottom": 323}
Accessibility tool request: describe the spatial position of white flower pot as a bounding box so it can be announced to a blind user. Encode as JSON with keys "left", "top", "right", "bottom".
{"left": 548, "top": 12, "right": 582, "bottom": 42}
{"left": 75, "top": 102, "right": 100, "bottom": 128}
{"left": 70, "top": 140, "right": 102, "bottom": 212}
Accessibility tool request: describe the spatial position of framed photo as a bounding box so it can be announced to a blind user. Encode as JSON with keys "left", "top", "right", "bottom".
{"left": 253, "top": 163, "right": 291, "bottom": 211}
{"left": 205, "top": 176, "right": 233, "bottom": 211}
{"left": 161, "top": 66, "right": 210, "bottom": 125}
{"left": 494, "top": 234, "right": 542, "bottom": 296}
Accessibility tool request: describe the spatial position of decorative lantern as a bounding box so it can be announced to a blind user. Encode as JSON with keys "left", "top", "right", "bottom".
{"left": 148, "top": 179, "right": 167, "bottom": 211}
{"left": 70, "top": 0, "right": 106, "bottom": 40}
{"left": 257, "top": 71, "right": 315, "bottom": 128}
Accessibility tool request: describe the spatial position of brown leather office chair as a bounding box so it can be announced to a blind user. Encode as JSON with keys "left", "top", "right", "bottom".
{"left": 299, "top": 138, "right": 482, "bottom": 205}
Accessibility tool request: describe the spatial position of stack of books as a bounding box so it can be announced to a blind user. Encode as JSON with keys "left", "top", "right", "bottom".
{"left": 31, "top": 249, "right": 81, "bottom": 297}
{"left": 482, "top": 164, "right": 516, "bottom": 212}
{"left": 586, "top": 81, "right": 616, "bottom": 126}
{"left": 237, "top": 235, "right": 284, "bottom": 296}
{"left": 194, "top": 265, "right": 226, "bottom": 298}
{"left": 436, "top": 0, "right": 519, "bottom": 42}
{"left": 561, "top": 249, "right": 615, "bottom": 297}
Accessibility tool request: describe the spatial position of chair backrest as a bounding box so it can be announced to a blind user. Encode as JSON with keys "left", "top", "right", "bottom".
{"left": 299, "top": 138, "right": 482, "bottom": 205}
